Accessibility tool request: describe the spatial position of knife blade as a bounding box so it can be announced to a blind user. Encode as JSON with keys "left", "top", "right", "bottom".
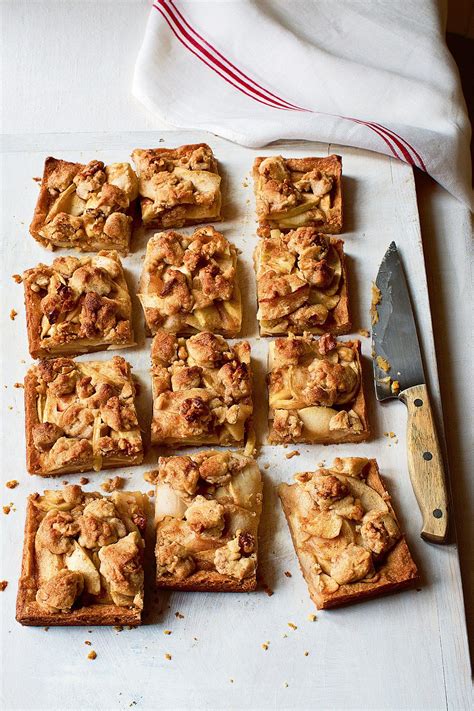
{"left": 372, "top": 242, "right": 449, "bottom": 543}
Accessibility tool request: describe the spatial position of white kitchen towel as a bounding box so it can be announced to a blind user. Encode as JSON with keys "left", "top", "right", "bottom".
{"left": 133, "top": 0, "right": 473, "bottom": 209}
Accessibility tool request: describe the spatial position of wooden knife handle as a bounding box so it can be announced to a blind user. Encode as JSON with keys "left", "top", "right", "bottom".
{"left": 399, "top": 384, "right": 449, "bottom": 543}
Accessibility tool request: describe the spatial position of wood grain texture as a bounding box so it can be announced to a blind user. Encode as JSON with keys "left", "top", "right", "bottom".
{"left": 400, "top": 384, "right": 449, "bottom": 542}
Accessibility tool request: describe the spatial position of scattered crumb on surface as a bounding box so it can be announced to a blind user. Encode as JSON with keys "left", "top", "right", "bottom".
{"left": 84, "top": 640, "right": 91, "bottom": 646}
{"left": 164, "top": 653, "right": 172, "bottom": 660}
{"left": 87, "top": 650, "right": 97, "bottom": 660}
{"left": 288, "top": 622, "right": 297, "bottom": 630}
{"left": 376, "top": 355, "right": 391, "bottom": 373}
{"left": 230, "top": 678, "right": 234, "bottom": 684}
{"left": 12, "top": 274, "right": 22, "bottom": 284}
{"left": 79, "top": 477, "right": 89, "bottom": 486}
{"left": 317, "top": 460, "right": 325, "bottom": 467}
{"left": 147, "top": 490, "right": 154, "bottom": 497}
{"left": 3, "top": 506, "right": 11, "bottom": 515}
{"left": 143, "top": 470, "right": 158, "bottom": 484}
{"left": 391, "top": 380, "right": 400, "bottom": 394}
{"left": 308, "top": 613, "right": 317, "bottom": 622}
{"left": 43, "top": 626, "right": 49, "bottom": 631}
{"left": 283, "top": 682, "right": 289, "bottom": 688}
{"left": 6, "top": 480, "right": 18, "bottom": 489}
{"left": 7, "top": 406, "right": 13, "bottom": 411}
{"left": 285, "top": 450, "right": 300, "bottom": 459}
{"left": 389, "top": 431, "right": 396, "bottom": 438}
{"left": 263, "top": 463, "right": 270, "bottom": 470}
{"left": 262, "top": 583, "right": 274, "bottom": 597}
{"left": 100, "top": 476, "right": 124, "bottom": 493}
{"left": 261, "top": 642, "right": 269, "bottom": 651}
{"left": 114, "top": 626, "right": 124, "bottom": 632}
{"left": 33, "top": 176, "right": 41, "bottom": 182}
{"left": 9, "top": 309, "right": 17, "bottom": 321}
{"left": 175, "top": 612, "right": 184, "bottom": 619}
{"left": 0, "top": 581, "right": 8, "bottom": 591}
{"left": 164, "top": 629, "right": 172, "bottom": 635}
{"left": 13, "top": 383, "right": 23, "bottom": 389}
{"left": 282, "top": 633, "right": 288, "bottom": 638}
{"left": 284, "top": 571, "right": 292, "bottom": 578}
{"left": 304, "top": 651, "right": 309, "bottom": 657}
{"left": 358, "top": 328, "right": 369, "bottom": 338}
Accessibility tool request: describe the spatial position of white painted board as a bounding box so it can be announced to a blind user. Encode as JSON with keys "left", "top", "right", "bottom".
{"left": 0, "top": 132, "right": 470, "bottom": 711}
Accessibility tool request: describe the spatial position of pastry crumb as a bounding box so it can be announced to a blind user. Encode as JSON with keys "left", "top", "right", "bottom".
{"left": 261, "top": 642, "right": 269, "bottom": 651}
{"left": 0, "top": 581, "right": 8, "bottom": 591}
{"left": 283, "top": 681, "right": 289, "bottom": 688}
{"left": 5, "top": 480, "right": 18, "bottom": 489}
{"left": 229, "top": 678, "right": 234, "bottom": 683}
{"left": 358, "top": 328, "right": 369, "bottom": 337}
{"left": 175, "top": 611, "right": 184, "bottom": 619}
{"left": 371, "top": 283, "right": 382, "bottom": 325}
{"left": 391, "top": 380, "right": 400, "bottom": 394}
{"left": 114, "top": 625, "right": 124, "bottom": 632}
{"left": 9, "top": 309, "right": 17, "bottom": 321}
{"left": 143, "top": 470, "right": 158, "bottom": 484}
{"left": 79, "top": 477, "right": 89, "bottom": 485}
{"left": 284, "top": 571, "right": 292, "bottom": 578}
{"left": 43, "top": 626, "right": 49, "bottom": 631}
{"left": 100, "top": 476, "right": 124, "bottom": 493}
{"left": 84, "top": 640, "right": 92, "bottom": 646}
{"left": 164, "top": 629, "right": 172, "bottom": 635}
{"left": 304, "top": 651, "right": 309, "bottom": 657}
{"left": 285, "top": 450, "right": 300, "bottom": 459}
{"left": 3, "top": 506, "right": 11, "bottom": 515}
{"left": 288, "top": 622, "right": 297, "bottom": 630}
{"left": 87, "top": 650, "right": 97, "bottom": 660}
{"left": 376, "top": 355, "right": 391, "bottom": 373}
{"left": 308, "top": 613, "right": 317, "bottom": 622}
{"left": 263, "top": 463, "right": 270, "bottom": 470}
{"left": 12, "top": 274, "right": 22, "bottom": 284}
{"left": 147, "top": 490, "right": 154, "bottom": 497}
{"left": 13, "top": 382, "right": 23, "bottom": 389}
{"left": 164, "top": 653, "right": 172, "bottom": 660}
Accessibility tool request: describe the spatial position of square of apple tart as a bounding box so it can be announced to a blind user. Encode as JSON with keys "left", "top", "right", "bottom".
{"left": 153, "top": 450, "right": 262, "bottom": 591}
{"left": 267, "top": 334, "right": 369, "bottom": 444}
{"left": 16, "top": 485, "right": 147, "bottom": 626}
{"left": 279, "top": 457, "right": 418, "bottom": 609}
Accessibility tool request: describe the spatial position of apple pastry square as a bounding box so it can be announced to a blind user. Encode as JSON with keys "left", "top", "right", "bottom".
{"left": 150, "top": 331, "right": 253, "bottom": 448}
{"left": 254, "top": 227, "right": 350, "bottom": 335}
{"left": 153, "top": 450, "right": 262, "bottom": 591}
{"left": 267, "top": 334, "right": 369, "bottom": 444}
{"left": 252, "top": 154, "right": 342, "bottom": 236}
{"left": 131, "top": 143, "right": 221, "bottom": 229}
{"left": 279, "top": 457, "right": 418, "bottom": 609}
{"left": 16, "top": 485, "right": 147, "bottom": 626}
{"left": 22, "top": 251, "right": 135, "bottom": 359}
{"left": 25, "top": 356, "right": 143, "bottom": 477}
{"left": 30, "top": 157, "right": 138, "bottom": 253}
{"left": 138, "top": 226, "right": 241, "bottom": 337}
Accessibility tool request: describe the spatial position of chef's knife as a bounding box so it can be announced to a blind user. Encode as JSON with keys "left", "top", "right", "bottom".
{"left": 372, "top": 242, "right": 448, "bottom": 543}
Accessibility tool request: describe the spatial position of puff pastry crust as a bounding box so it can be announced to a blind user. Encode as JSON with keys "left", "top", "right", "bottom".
{"left": 25, "top": 356, "right": 143, "bottom": 476}
{"left": 253, "top": 154, "right": 342, "bottom": 235}
{"left": 267, "top": 334, "right": 369, "bottom": 444}
{"left": 150, "top": 331, "right": 253, "bottom": 448}
{"left": 16, "top": 485, "right": 147, "bottom": 626}
{"left": 30, "top": 158, "right": 138, "bottom": 253}
{"left": 131, "top": 144, "right": 221, "bottom": 228}
{"left": 153, "top": 450, "right": 262, "bottom": 591}
{"left": 22, "top": 251, "right": 134, "bottom": 359}
{"left": 279, "top": 457, "right": 418, "bottom": 609}
{"left": 138, "top": 226, "right": 241, "bottom": 337}
{"left": 254, "top": 228, "right": 350, "bottom": 335}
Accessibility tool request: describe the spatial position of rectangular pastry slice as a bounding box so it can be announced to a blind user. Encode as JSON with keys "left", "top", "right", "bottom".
{"left": 268, "top": 334, "right": 369, "bottom": 444}
{"left": 253, "top": 154, "right": 342, "bottom": 235}
{"left": 138, "top": 226, "right": 241, "bottom": 337}
{"left": 22, "top": 251, "right": 134, "bottom": 359}
{"left": 153, "top": 450, "right": 262, "bottom": 591}
{"left": 25, "top": 356, "right": 143, "bottom": 476}
{"left": 279, "top": 457, "right": 418, "bottom": 609}
{"left": 131, "top": 144, "right": 221, "bottom": 228}
{"left": 16, "top": 485, "right": 147, "bottom": 626}
{"left": 30, "top": 158, "right": 138, "bottom": 253}
{"left": 150, "top": 331, "right": 253, "bottom": 448}
{"left": 254, "top": 227, "right": 350, "bottom": 335}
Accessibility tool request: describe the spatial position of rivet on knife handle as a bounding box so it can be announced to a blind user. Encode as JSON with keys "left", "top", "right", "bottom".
{"left": 399, "top": 384, "right": 449, "bottom": 543}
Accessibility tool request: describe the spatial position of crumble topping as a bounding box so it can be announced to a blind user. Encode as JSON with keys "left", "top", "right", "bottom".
{"left": 154, "top": 451, "right": 262, "bottom": 583}
{"left": 22, "top": 251, "right": 134, "bottom": 358}
{"left": 30, "top": 485, "right": 146, "bottom": 614}
{"left": 279, "top": 458, "right": 403, "bottom": 597}
{"left": 150, "top": 331, "right": 253, "bottom": 447}
{"left": 26, "top": 356, "right": 143, "bottom": 476}
{"left": 268, "top": 334, "right": 367, "bottom": 444}
{"left": 132, "top": 144, "right": 221, "bottom": 228}
{"left": 30, "top": 158, "right": 138, "bottom": 253}
{"left": 254, "top": 228, "right": 349, "bottom": 335}
{"left": 138, "top": 226, "right": 241, "bottom": 337}
{"left": 253, "top": 155, "right": 342, "bottom": 234}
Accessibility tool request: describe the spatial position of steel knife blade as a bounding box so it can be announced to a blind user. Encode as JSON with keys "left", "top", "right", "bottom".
{"left": 371, "top": 242, "right": 449, "bottom": 543}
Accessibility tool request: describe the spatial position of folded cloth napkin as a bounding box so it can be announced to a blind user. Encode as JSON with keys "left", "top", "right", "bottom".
{"left": 133, "top": 0, "right": 472, "bottom": 209}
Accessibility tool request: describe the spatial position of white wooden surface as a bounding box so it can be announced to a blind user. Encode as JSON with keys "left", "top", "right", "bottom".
{"left": 0, "top": 131, "right": 471, "bottom": 710}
